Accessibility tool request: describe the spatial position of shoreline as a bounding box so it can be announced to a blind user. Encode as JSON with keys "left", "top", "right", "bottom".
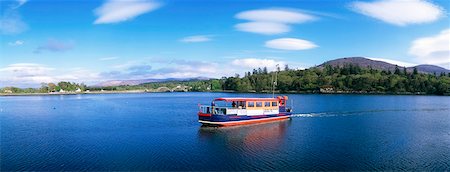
{"left": 1, "top": 90, "right": 448, "bottom": 96}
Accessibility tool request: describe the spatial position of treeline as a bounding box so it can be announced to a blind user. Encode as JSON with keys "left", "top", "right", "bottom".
{"left": 2, "top": 65, "right": 449, "bottom": 95}
{"left": 221, "top": 64, "right": 450, "bottom": 95}
{"left": 93, "top": 64, "right": 450, "bottom": 95}
{"left": 1, "top": 82, "right": 87, "bottom": 93}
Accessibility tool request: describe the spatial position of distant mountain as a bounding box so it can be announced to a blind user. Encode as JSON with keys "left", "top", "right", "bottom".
{"left": 93, "top": 77, "right": 210, "bottom": 87}
{"left": 413, "top": 65, "right": 450, "bottom": 74}
{"left": 318, "top": 57, "right": 449, "bottom": 74}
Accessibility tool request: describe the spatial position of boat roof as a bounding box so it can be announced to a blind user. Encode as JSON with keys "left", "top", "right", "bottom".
{"left": 214, "top": 97, "right": 279, "bottom": 102}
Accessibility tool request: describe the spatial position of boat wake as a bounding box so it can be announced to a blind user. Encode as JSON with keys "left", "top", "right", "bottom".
{"left": 290, "top": 108, "right": 450, "bottom": 118}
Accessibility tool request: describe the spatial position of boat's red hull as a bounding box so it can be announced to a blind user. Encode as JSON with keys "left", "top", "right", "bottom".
{"left": 199, "top": 115, "right": 290, "bottom": 126}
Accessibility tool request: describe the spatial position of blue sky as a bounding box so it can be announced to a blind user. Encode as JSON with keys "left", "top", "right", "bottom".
{"left": 1, "top": 0, "right": 449, "bottom": 87}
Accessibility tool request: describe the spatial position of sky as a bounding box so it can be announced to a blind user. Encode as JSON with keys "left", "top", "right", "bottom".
{"left": 0, "top": 0, "right": 449, "bottom": 87}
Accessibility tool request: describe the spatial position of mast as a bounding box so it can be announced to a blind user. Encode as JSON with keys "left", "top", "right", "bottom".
{"left": 272, "top": 64, "right": 279, "bottom": 98}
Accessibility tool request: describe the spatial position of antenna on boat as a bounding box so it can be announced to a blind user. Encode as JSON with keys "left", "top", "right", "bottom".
{"left": 291, "top": 99, "right": 294, "bottom": 111}
{"left": 272, "top": 64, "right": 279, "bottom": 98}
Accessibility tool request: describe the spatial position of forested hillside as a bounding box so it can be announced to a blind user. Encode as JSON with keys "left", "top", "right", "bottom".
{"left": 220, "top": 64, "right": 450, "bottom": 95}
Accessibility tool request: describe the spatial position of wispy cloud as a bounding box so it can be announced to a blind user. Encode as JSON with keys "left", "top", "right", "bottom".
{"left": 350, "top": 0, "right": 444, "bottom": 26}
{"left": 0, "top": 63, "right": 101, "bottom": 87}
{"left": 0, "top": 63, "right": 55, "bottom": 87}
{"left": 179, "top": 35, "right": 213, "bottom": 43}
{"left": 0, "top": 0, "right": 28, "bottom": 35}
{"left": 99, "top": 56, "right": 119, "bottom": 61}
{"left": 265, "top": 38, "right": 318, "bottom": 50}
{"left": 34, "top": 39, "right": 74, "bottom": 53}
{"left": 235, "top": 22, "right": 290, "bottom": 35}
{"left": 94, "top": 0, "right": 161, "bottom": 24}
{"left": 236, "top": 8, "right": 316, "bottom": 23}
{"left": 14, "top": 0, "right": 28, "bottom": 9}
{"left": 8, "top": 40, "right": 24, "bottom": 46}
{"left": 409, "top": 29, "right": 450, "bottom": 68}
{"left": 0, "top": 57, "right": 305, "bottom": 87}
{"left": 234, "top": 8, "right": 316, "bottom": 35}
{"left": 103, "top": 58, "right": 279, "bottom": 81}
{"left": 368, "top": 57, "right": 417, "bottom": 67}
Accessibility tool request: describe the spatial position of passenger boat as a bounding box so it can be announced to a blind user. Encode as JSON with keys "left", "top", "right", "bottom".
{"left": 198, "top": 96, "right": 292, "bottom": 126}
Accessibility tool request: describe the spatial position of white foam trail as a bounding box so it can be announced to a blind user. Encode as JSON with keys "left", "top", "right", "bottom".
{"left": 290, "top": 113, "right": 327, "bottom": 118}
{"left": 290, "top": 108, "right": 450, "bottom": 118}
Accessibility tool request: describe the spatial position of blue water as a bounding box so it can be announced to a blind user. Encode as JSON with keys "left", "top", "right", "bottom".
{"left": 1, "top": 93, "right": 449, "bottom": 170}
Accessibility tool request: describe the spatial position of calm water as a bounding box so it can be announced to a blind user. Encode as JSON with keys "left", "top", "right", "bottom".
{"left": 1, "top": 93, "right": 449, "bottom": 171}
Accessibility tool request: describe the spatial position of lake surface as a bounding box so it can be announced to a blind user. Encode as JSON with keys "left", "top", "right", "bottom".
{"left": 1, "top": 93, "right": 449, "bottom": 171}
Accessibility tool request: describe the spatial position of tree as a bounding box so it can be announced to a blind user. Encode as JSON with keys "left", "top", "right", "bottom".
{"left": 277, "top": 74, "right": 293, "bottom": 93}
{"left": 284, "top": 64, "right": 290, "bottom": 71}
{"left": 394, "top": 66, "right": 401, "bottom": 75}
{"left": 257, "top": 68, "right": 263, "bottom": 74}
{"left": 210, "top": 80, "right": 222, "bottom": 91}
{"left": 262, "top": 67, "right": 268, "bottom": 74}
{"left": 48, "top": 83, "right": 56, "bottom": 92}
{"left": 40, "top": 82, "right": 49, "bottom": 93}
{"left": 236, "top": 78, "right": 252, "bottom": 92}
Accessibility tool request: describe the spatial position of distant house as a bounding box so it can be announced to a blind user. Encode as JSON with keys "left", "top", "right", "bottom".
{"left": 320, "top": 85, "right": 334, "bottom": 93}
{"left": 3, "top": 89, "right": 12, "bottom": 93}
{"left": 59, "top": 89, "right": 65, "bottom": 93}
{"left": 75, "top": 88, "right": 82, "bottom": 92}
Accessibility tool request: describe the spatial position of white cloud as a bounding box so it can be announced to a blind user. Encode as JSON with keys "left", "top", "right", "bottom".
{"left": 235, "top": 22, "right": 290, "bottom": 35}
{"left": 94, "top": 0, "right": 161, "bottom": 24}
{"left": 0, "top": 63, "right": 54, "bottom": 76}
{"left": 0, "top": 63, "right": 102, "bottom": 87}
{"left": 265, "top": 38, "right": 318, "bottom": 50}
{"left": 236, "top": 9, "right": 316, "bottom": 24}
{"left": 179, "top": 35, "right": 213, "bottom": 43}
{"left": 350, "top": 0, "right": 444, "bottom": 26}
{"left": 409, "top": 29, "right": 450, "bottom": 68}
{"left": 234, "top": 8, "right": 316, "bottom": 35}
{"left": 368, "top": 57, "right": 417, "bottom": 67}
{"left": 0, "top": 8, "right": 28, "bottom": 35}
{"left": 103, "top": 60, "right": 223, "bottom": 80}
{"left": 8, "top": 40, "right": 24, "bottom": 46}
{"left": 99, "top": 56, "right": 119, "bottom": 61}
{"left": 0, "top": 63, "right": 55, "bottom": 87}
{"left": 231, "top": 58, "right": 286, "bottom": 71}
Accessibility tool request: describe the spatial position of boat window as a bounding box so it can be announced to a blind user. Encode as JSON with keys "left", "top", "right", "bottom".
{"left": 272, "top": 101, "right": 277, "bottom": 106}
{"left": 238, "top": 101, "right": 246, "bottom": 108}
{"left": 248, "top": 102, "right": 254, "bottom": 107}
{"left": 264, "top": 102, "right": 270, "bottom": 107}
{"left": 256, "top": 102, "right": 262, "bottom": 107}
{"left": 231, "top": 101, "right": 237, "bottom": 108}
